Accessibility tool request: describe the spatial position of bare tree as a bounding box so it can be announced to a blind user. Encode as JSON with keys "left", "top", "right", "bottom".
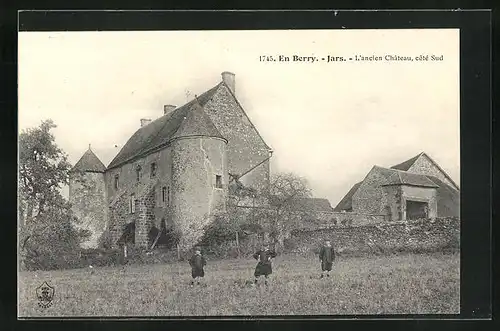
{"left": 258, "top": 172, "right": 313, "bottom": 247}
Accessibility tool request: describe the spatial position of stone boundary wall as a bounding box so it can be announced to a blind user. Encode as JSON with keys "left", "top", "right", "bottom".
{"left": 288, "top": 217, "right": 460, "bottom": 255}
{"left": 302, "top": 211, "right": 386, "bottom": 228}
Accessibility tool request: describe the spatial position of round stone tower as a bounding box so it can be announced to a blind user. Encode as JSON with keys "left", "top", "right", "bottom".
{"left": 170, "top": 103, "right": 228, "bottom": 249}
{"left": 69, "top": 146, "right": 108, "bottom": 249}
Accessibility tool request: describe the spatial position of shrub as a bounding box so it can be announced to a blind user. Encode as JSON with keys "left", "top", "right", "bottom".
{"left": 283, "top": 237, "right": 299, "bottom": 250}
{"left": 21, "top": 210, "right": 90, "bottom": 271}
{"left": 199, "top": 213, "right": 238, "bottom": 247}
{"left": 97, "top": 230, "right": 114, "bottom": 250}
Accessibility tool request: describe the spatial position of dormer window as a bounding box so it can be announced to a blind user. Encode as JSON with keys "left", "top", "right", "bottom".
{"left": 136, "top": 165, "right": 142, "bottom": 182}
{"left": 150, "top": 162, "right": 157, "bottom": 178}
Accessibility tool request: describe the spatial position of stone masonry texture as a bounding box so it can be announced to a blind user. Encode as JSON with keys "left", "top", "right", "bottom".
{"left": 69, "top": 171, "right": 108, "bottom": 249}
{"left": 171, "top": 137, "right": 228, "bottom": 249}
{"left": 352, "top": 167, "right": 389, "bottom": 215}
{"left": 204, "top": 84, "right": 270, "bottom": 192}
{"left": 290, "top": 217, "right": 459, "bottom": 255}
{"left": 408, "top": 154, "right": 457, "bottom": 189}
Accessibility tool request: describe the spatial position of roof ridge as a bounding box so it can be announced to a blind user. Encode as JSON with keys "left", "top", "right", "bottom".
{"left": 419, "top": 152, "right": 460, "bottom": 190}
{"left": 107, "top": 82, "right": 222, "bottom": 170}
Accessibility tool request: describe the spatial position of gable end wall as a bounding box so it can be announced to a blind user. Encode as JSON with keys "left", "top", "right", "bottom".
{"left": 352, "top": 168, "right": 389, "bottom": 215}
{"left": 204, "top": 84, "right": 270, "bottom": 191}
{"left": 408, "top": 155, "right": 457, "bottom": 189}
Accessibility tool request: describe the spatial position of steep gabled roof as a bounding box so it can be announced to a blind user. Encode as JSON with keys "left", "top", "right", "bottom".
{"left": 420, "top": 152, "right": 460, "bottom": 190}
{"left": 391, "top": 152, "right": 459, "bottom": 190}
{"left": 71, "top": 148, "right": 106, "bottom": 173}
{"left": 295, "top": 198, "right": 334, "bottom": 212}
{"left": 107, "top": 83, "right": 223, "bottom": 170}
{"left": 334, "top": 181, "right": 362, "bottom": 211}
{"left": 391, "top": 152, "right": 423, "bottom": 171}
{"left": 382, "top": 170, "right": 439, "bottom": 188}
{"left": 171, "top": 103, "right": 224, "bottom": 140}
{"left": 334, "top": 165, "right": 439, "bottom": 211}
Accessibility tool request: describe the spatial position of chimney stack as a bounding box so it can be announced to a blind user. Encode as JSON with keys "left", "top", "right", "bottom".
{"left": 163, "top": 104, "right": 176, "bottom": 115}
{"left": 140, "top": 118, "right": 152, "bottom": 127}
{"left": 221, "top": 71, "right": 235, "bottom": 94}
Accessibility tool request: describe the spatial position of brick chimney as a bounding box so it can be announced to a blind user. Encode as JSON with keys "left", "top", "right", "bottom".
{"left": 221, "top": 71, "right": 235, "bottom": 94}
{"left": 163, "top": 104, "right": 176, "bottom": 115}
{"left": 140, "top": 118, "right": 152, "bottom": 127}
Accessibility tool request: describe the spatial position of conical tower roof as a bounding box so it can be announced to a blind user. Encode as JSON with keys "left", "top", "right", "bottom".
{"left": 71, "top": 146, "right": 106, "bottom": 173}
{"left": 171, "top": 103, "right": 225, "bottom": 140}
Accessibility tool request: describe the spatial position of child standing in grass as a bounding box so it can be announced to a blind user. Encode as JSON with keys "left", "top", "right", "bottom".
{"left": 319, "top": 239, "right": 336, "bottom": 278}
{"left": 253, "top": 243, "right": 277, "bottom": 286}
{"left": 189, "top": 247, "right": 206, "bottom": 286}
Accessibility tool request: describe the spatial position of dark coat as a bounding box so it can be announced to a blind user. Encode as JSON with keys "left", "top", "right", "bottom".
{"left": 319, "top": 246, "right": 335, "bottom": 271}
{"left": 189, "top": 254, "right": 206, "bottom": 278}
{"left": 253, "top": 249, "right": 277, "bottom": 277}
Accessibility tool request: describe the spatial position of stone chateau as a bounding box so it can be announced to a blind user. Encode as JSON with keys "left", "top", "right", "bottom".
{"left": 69, "top": 72, "right": 272, "bottom": 249}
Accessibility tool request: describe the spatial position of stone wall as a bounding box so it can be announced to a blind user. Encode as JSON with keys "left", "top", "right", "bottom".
{"left": 105, "top": 146, "right": 173, "bottom": 210}
{"left": 382, "top": 185, "right": 402, "bottom": 221}
{"left": 69, "top": 171, "right": 108, "bottom": 248}
{"left": 204, "top": 83, "right": 271, "bottom": 192}
{"left": 352, "top": 167, "right": 388, "bottom": 214}
{"left": 135, "top": 187, "right": 156, "bottom": 248}
{"left": 300, "top": 210, "right": 386, "bottom": 228}
{"left": 108, "top": 179, "right": 158, "bottom": 247}
{"left": 408, "top": 154, "right": 458, "bottom": 189}
{"left": 288, "top": 217, "right": 460, "bottom": 255}
{"left": 171, "top": 136, "right": 228, "bottom": 249}
{"left": 106, "top": 146, "right": 174, "bottom": 243}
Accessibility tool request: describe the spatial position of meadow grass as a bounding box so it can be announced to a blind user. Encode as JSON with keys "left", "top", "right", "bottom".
{"left": 18, "top": 252, "right": 459, "bottom": 316}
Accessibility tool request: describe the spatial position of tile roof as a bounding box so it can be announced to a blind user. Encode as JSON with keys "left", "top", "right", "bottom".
{"left": 170, "top": 103, "right": 224, "bottom": 140}
{"left": 107, "top": 83, "right": 223, "bottom": 169}
{"left": 382, "top": 170, "right": 440, "bottom": 188}
{"left": 71, "top": 148, "right": 106, "bottom": 173}
{"left": 390, "top": 152, "right": 423, "bottom": 170}
{"left": 295, "top": 198, "right": 334, "bottom": 212}
{"left": 334, "top": 181, "right": 362, "bottom": 211}
{"left": 391, "top": 152, "right": 459, "bottom": 190}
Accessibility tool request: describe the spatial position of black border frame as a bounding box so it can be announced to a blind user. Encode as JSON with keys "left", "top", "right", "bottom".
{"left": 1, "top": 8, "right": 493, "bottom": 329}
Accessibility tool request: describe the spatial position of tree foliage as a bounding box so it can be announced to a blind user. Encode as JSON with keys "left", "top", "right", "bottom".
{"left": 18, "top": 120, "right": 90, "bottom": 270}
{"left": 18, "top": 119, "right": 72, "bottom": 223}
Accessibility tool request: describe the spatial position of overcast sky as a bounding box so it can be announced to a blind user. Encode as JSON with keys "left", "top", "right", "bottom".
{"left": 18, "top": 29, "right": 460, "bottom": 206}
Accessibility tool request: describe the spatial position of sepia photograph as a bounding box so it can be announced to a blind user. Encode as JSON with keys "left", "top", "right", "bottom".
{"left": 18, "top": 28, "right": 460, "bottom": 317}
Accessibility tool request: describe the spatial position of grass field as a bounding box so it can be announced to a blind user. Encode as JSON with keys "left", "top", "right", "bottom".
{"left": 18, "top": 252, "right": 459, "bottom": 316}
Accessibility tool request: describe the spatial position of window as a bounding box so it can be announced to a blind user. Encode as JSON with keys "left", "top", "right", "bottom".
{"left": 129, "top": 194, "right": 136, "bottom": 214}
{"left": 114, "top": 175, "right": 119, "bottom": 190}
{"left": 136, "top": 166, "right": 142, "bottom": 182}
{"left": 150, "top": 163, "right": 157, "bottom": 178}
{"left": 162, "top": 186, "right": 170, "bottom": 206}
{"left": 215, "top": 175, "right": 222, "bottom": 188}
